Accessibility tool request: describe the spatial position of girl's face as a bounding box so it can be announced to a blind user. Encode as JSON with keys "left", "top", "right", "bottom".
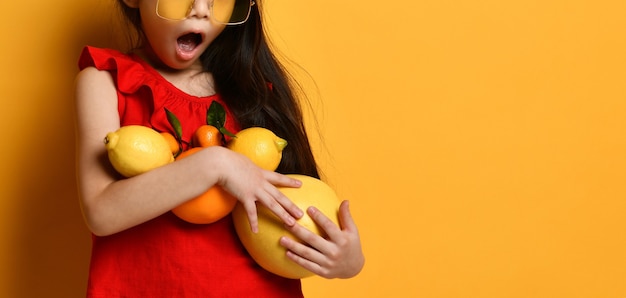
{"left": 127, "top": 0, "right": 227, "bottom": 70}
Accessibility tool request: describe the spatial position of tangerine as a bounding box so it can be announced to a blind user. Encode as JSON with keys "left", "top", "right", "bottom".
{"left": 160, "top": 132, "right": 180, "bottom": 155}
{"left": 171, "top": 147, "right": 238, "bottom": 224}
{"left": 192, "top": 125, "right": 222, "bottom": 148}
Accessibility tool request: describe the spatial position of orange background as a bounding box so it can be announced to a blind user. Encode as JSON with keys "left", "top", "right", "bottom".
{"left": 1, "top": 0, "right": 626, "bottom": 297}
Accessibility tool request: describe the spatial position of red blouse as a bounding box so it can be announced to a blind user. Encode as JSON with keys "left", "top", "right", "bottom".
{"left": 78, "top": 46, "right": 303, "bottom": 297}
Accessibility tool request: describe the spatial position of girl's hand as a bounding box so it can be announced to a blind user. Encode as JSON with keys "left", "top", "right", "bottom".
{"left": 279, "top": 200, "right": 365, "bottom": 279}
{"left": 216, "top": 150, "right": 303, "bottom": 233}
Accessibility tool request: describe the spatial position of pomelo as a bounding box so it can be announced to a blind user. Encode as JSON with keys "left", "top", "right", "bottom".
{"left": 232, "top": 174, "right": 340, "bottom": 279}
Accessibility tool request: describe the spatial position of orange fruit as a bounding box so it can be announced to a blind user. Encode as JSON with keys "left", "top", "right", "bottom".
{"left": 160, "top": 132, "right": 180, "bottom": 155}
{"left": 172, "top": 147, "right": 238, "bottom": 224}
{"left": 192, "top": 125, "right": 222, "bottom": 148}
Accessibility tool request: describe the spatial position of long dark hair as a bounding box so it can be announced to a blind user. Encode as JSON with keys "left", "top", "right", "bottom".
{"left": 116, "top": 1, "right": 319, "bottom": 178}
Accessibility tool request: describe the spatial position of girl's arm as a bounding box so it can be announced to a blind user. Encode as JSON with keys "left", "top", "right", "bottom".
{"left": 279, "top": 200, "right": 365, "bottom": 279}
{"left": 75, "top": 67, "right": 302, "bottom": 236}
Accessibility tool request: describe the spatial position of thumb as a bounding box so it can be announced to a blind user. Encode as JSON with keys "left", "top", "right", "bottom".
{"left": 338, "top": 200, "right": 358, "bottom": 232}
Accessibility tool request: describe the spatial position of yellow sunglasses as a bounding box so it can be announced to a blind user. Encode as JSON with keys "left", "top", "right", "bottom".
{"left": 156, "top": 0, "right": 255, "bottom": 25}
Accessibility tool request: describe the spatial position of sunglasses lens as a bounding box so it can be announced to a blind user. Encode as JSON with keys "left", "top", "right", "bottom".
{"left": 157, "top": 0, "right": 194, "bottom": 20}
{"left": 156, "top": 0, "right": 252, "bottom": 24}
{"left": 213, "top": 0, "right": 251, "bottom": 24}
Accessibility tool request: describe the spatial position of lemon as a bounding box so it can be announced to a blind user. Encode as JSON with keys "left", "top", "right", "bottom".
{"left": 104, "top": 125, "right": 175, "bottom": 177}
{"left": 227, "top": 127, "right": 287, "bottom": 171}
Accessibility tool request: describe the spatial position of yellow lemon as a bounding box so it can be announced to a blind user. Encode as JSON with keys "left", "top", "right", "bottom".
{"left": 227, "top": 127, "right": 287, "bottom": 171}
{"left": 232, "top": 175, "right": 341, "bottom": 279}
{"left": 104, "top": 125, "right": 175, "bottom": 177}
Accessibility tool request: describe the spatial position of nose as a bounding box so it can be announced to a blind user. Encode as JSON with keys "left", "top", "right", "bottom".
{"left": 188, "top": 0, "right": 210, "bottom": 19}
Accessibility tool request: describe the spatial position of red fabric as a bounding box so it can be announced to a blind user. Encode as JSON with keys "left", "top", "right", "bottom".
{"left": 79, "top": 46, "right": 303, "bottom": 298}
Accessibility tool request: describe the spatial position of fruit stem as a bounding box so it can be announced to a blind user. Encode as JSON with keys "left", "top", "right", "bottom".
{"left": 275, "top": 138, "right": 288, "bottom": 151}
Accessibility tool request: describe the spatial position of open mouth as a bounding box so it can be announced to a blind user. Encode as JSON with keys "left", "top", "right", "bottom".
{"left": 177, "top": 33, "right": 203, "bottom": 53}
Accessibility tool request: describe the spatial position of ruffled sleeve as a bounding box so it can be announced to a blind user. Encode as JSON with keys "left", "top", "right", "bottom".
{"left": 79, "top": 46, "right": 151, "bottom": 95}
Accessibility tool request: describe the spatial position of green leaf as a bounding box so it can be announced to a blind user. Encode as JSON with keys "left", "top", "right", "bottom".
{"left": 165, "top": 108, "right": 183, "bottom": 141}
{"left": 164, "top": 108, "right": 184, "bottom": 157}
{"left": 206, "top": 101, "right": 237, "bottom": 142}
{"left": 207, "top": 101, "right": 227, "bottom": 128}
{"left": 219, "top": 126, "right": 237, "bottom": 138}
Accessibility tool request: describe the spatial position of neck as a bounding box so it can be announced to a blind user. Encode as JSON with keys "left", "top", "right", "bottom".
{"left": 134, "top": 48, "right": 215, "bottom": 97}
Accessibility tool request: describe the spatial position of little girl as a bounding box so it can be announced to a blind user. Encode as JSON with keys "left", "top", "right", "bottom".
{"left": 74, "top": 0, "right": 364, "bottom": 296}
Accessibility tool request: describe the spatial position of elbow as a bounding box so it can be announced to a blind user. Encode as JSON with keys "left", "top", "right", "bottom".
{"left": 81, "top": 206, "right": 121, "bottom": 237}
{"left": 83, "top": 215, "right": 116, "bottom": 237}
{"left": 87, "top": 222, "right": 116, "bottom": 237}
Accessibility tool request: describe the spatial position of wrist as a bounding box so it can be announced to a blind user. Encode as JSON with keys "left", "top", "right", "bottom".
{"left": 196, "top": 146, "right": 231, "bottom": 186}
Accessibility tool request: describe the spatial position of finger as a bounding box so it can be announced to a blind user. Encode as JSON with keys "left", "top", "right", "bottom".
{"left": 285, "top": 250, "right": 325, "bottom": 277}
{"left": 259, "top": 188, "right": 296, "bottom": 226}
{"left": 266, "top": 172, "right": 302, "bottom": 188}
{"left": 263, "top": 172, "right": 303, "bottom": 219}
{"left": 269, "top": 186, "right": 303, "bottom": 219}
{"left": 338, "top": 200, "right": 358, "bottom": 232}
{"left": 279, "top": 236, "right": 324, "bottom": 262}
{"left": 243, "top": 200, "right": 259, "bottom": 233}
{"left": 285, "top": 221, "right": 331, "bottom": 255}
{"left": 280, "top": 236, "right": 326, "bottom": 276}
{"left": 307, "top": 205, "right": 343, "bottom": 241}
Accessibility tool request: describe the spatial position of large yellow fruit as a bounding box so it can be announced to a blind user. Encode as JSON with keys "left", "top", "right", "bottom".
{"left": 104, "top": 125, "right": 174, "bottom": 177}
{"left": 232, "top": 174, "right": 340, "bottom": 279}
{"left": 227, "top": 127, "right": 287, "bottom": 171}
